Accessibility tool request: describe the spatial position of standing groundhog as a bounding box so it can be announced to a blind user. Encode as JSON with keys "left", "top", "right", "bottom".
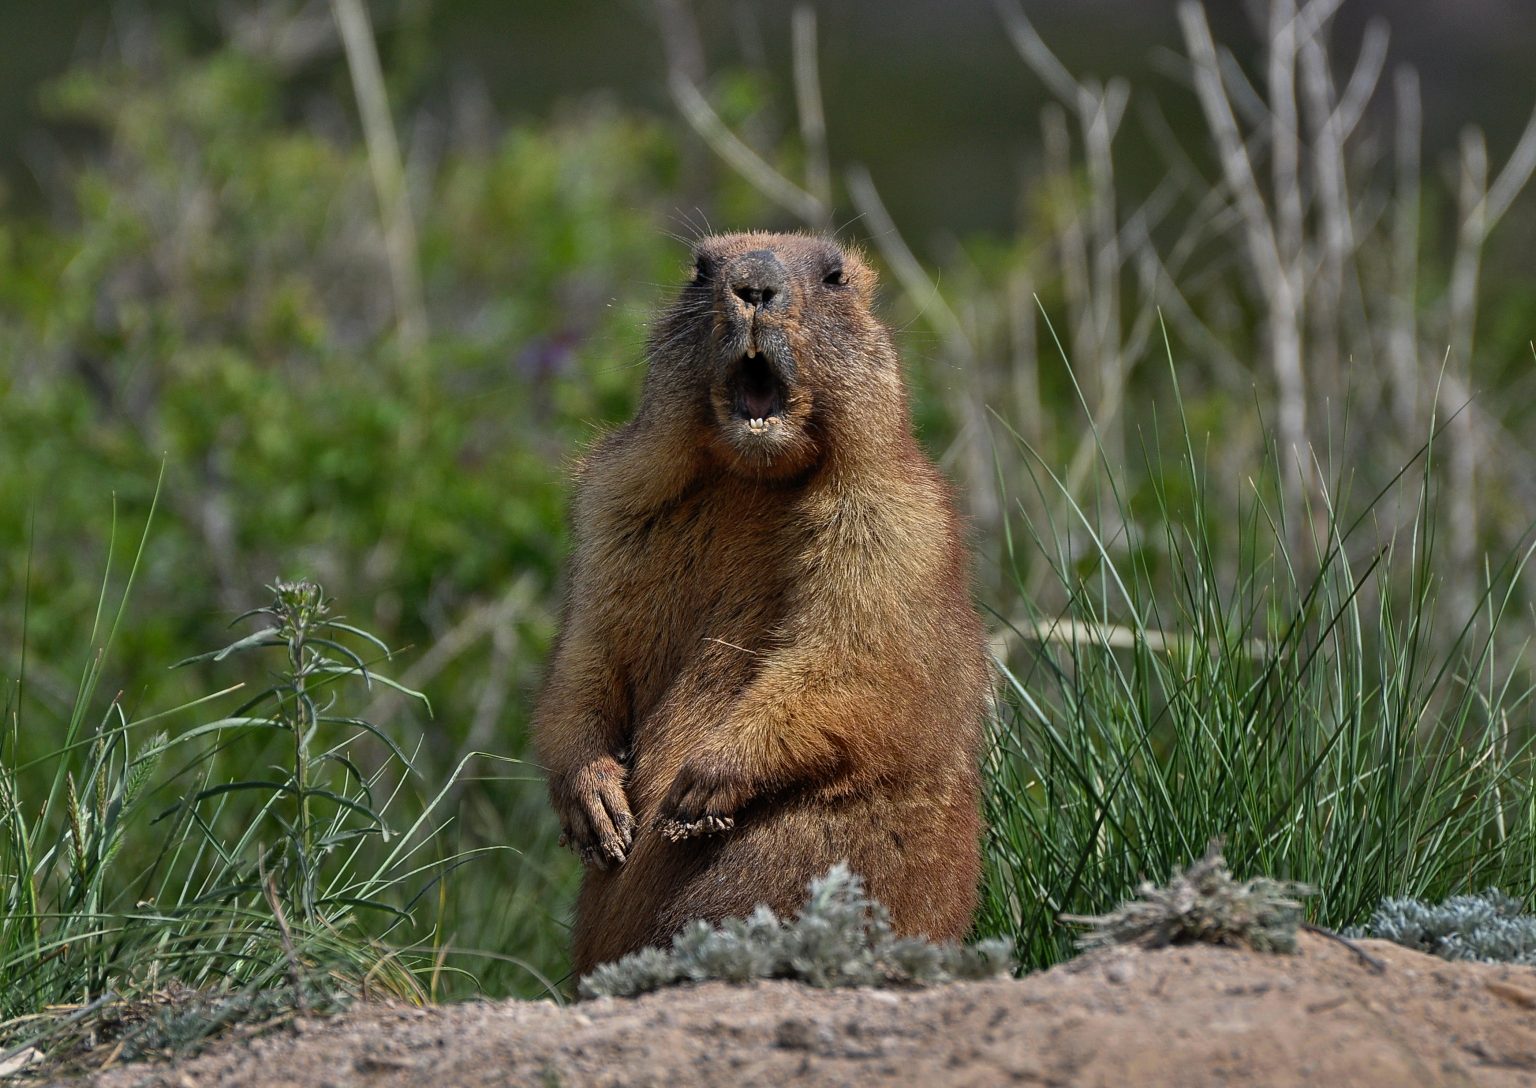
{"left": 533, "top": 231, "right": 989, "bottom": 979}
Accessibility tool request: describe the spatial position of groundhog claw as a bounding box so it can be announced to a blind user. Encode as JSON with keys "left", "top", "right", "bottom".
{"left": 553, "top": 756, "right": 635, "bottom": 868}
{"left": 655, "top": 813, "right": 736, "bottom": 842}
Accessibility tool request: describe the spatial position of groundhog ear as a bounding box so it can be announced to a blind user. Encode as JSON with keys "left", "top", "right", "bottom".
{"left": 845, "top": 255, "right": 878, "bottom": 293}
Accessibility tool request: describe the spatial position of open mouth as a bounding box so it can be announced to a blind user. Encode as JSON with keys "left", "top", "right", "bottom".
{"left": 730, "top": 351, "right": 787, "bottom": 432}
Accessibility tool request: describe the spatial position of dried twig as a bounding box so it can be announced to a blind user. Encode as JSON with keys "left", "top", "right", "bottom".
{"left": 791, "top": 6, "right": 832, "bottom": 220}
{"left": 1387, "top": 65, "right": 1421, "bottom": 431}
{"left": 260, "top": 862, "right": 309, "bottom": 1016}
{"left": 1179, "top": 1, "right": 1310, "bottom": 527}
{"left": 1301, "top": 922, "right": 1388, "bottom": 973}
{"left": 330, "top": 0, "right": 427, "bottom": 351}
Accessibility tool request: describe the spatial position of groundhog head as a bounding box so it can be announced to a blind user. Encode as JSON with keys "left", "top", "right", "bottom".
{"left": 642, "top": 232, "right": 908, "bottom": 479}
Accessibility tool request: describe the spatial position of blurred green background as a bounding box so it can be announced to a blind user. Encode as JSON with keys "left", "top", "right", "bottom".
{"left": 3, "top": 0, "right": 1535, "bottom": 998}
{"left": 6, "top": 2, "right": 1536, "bottom": 239}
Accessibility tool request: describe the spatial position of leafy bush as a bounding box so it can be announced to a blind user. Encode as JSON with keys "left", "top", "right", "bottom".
{"left": 579, "top": 864, "right": 1013, "bottom": 999}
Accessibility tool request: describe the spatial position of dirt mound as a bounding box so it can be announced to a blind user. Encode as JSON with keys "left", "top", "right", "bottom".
{"left": 81, "top": 932, "right": 1536, "bottom": 1087}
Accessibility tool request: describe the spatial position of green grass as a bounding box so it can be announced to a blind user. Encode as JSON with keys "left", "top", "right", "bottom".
{"left": 0, "top": 28, "right": 676, "bottom": 1001}
{"left": 977, "top": 351, "right": 1536, "bottom": 970}
{"left": 0, "top": 499, "right": 505, "bottom": 1070}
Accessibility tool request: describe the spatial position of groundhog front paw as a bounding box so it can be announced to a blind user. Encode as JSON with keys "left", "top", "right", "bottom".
{"left": 654, "top": 758, "right": 748, "bottom": 841}
{"left": 552, "top": 756, "right": 635, "bottom": 869}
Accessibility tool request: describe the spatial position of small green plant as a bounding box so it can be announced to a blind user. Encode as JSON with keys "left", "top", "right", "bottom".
{"left": 1, "top": 562, "right": 456, "bottom": 1071}
{"left": 1065, "top": 840, "right": 1313, "bottom": 954}
{"left": 578, "top": 864, "right": 1013, "bottom": 999}
{"left": 173, "top": 579, "right": 426, "bottom": 926}
{"left": 1351, "top": 890, "right": 1536, "bottom": 965}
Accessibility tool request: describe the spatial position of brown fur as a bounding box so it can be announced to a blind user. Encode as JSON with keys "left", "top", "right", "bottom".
{"left": 532, "top": 232, "right": 990, "bottom": 979}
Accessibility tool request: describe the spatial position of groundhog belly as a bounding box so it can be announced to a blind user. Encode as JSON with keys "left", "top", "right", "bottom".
{"left": 571, "top": 768, "right": 981, "bottom": 975}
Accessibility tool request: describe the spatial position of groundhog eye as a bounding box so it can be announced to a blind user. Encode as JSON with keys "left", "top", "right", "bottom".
{"left": 822, "top": 267, "right": 846, "bottom": 286}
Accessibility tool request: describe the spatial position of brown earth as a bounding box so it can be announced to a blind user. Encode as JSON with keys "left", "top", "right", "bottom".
{"left": 75, "top": 933, "right": 1536, "bottom": 1088}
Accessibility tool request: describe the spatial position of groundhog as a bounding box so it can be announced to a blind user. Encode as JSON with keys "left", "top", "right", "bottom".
{"left": 533, "top": 231, "right": 990, "bottom": 979}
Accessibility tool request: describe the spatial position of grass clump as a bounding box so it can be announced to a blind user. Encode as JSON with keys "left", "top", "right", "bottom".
{"left": 1352, "top": 890, "right": 1536, "bottom": 966}
{"left": 578, "top": 864, "right": 1013, "bottom": 999}
{"left": 1, "top": 552, "right": 456, "bottom": 1072}
{"left": 980, "top": 356, "right": 1536, "bottom": 971}
{"left": 1065, "top": 840, "right": 1312, "bottom": 954}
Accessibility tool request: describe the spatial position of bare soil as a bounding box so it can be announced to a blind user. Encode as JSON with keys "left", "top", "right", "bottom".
{"left": 78, "top": 933, "right": 1536, "bottom": 1087}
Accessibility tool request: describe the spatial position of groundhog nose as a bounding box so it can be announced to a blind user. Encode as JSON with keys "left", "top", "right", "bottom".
{"left": 728, "top": 250, "right": 787, "bottom": 310}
